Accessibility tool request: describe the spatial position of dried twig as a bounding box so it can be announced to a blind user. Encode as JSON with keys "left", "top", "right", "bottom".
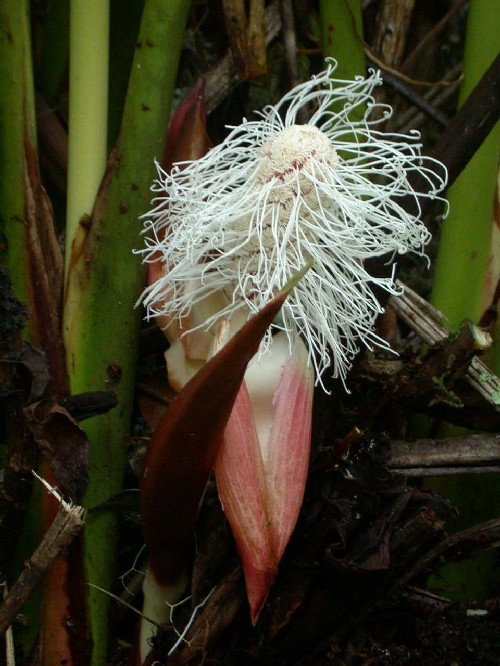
{"left": 402, "top": 585, "right": 452, "bottom": 614}
{"left": 389, "top": 281, "right": 500, "bottom": 411}
{"left": 281, "top": 0, "right": 299, "bottom": 88}
{"left": 396, "top": 63, "right": 462, "bottom": 133}
{"left": 1, "top": 583, "right": 15, "bottom": 666}
{"left": 371, "top": 62, "right": 449, "bottom": 128}
{"left": 364, "top": 48, "right": 463, "bottom": 89}
{"left": 394, "top": 465, "right": 500, "bottom": 477}
{"left": 372, "top": 0, "right": 416, "bottom": 70}
{"left": 333, "top": 517, "right": 500, "bottom": 640}
{"left": 400, "top": 0, "right": 467, "bottom": 73}
{"left": 0, "top": 477, "right": 84, "bottom": 636}
{"left": 391, "top": 518, "right": 500, "bottom": 597}
{"left": 429, "top": 51, "right": 500, "bottom": 191}
{"left": 389, "top": 433, "right": 500, "bottom": 473}
{"left": 205, "top": 0, "right": 281, "bottom": 113}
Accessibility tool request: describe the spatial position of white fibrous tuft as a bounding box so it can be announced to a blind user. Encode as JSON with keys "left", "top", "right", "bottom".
{"left": 138, "top": 59, "right": 448, "bottom": 389}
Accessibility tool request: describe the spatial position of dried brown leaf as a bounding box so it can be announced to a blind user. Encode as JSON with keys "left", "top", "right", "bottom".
{"left": 24, "top": 400, "right": 89, "bottom": 502}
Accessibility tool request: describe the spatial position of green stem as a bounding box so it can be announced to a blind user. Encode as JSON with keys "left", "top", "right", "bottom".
{"left": 319, "top": 0, "right": 365, "bottom": 79}
{"left": 0, "top": 0, "right": 32, "bottom": 313}
{"left": 63, "top": 1, "right": 191, "bottom": 662}
{"left": 319, "top": 0, "right": 365, "bottom": 131}
{"left": 1, "top": 2, "right": 69, "bottom": 658}
{"left": 432, "top": 1, "right": 500, "bottom": 329}
{"left": 65, "top": 0, "right": 110, "bottom": 276}
{"left": 429, "top": 0, "right": 500, "bottom": 602}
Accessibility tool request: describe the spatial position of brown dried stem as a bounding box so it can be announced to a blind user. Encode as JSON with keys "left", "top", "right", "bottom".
{"left": 389, "top": 281, "right": 500, "bottom": 411}
{"left": 429, "top": 51, "right": 500, "bottom": 191}
{"left": 389, "top": 518, "right": 500, "bottom": 600}
{"left": 205, "top": 0, "right": 281, "bottom": 113}
{"left": 334, "top": 517, "right": 500, "bottom": 640}
{"left": 0, "top": 488, "right": 84, "bottom": 636}
{"left": 400, "top": 0, "right": 467, "bottom": 73}
{"left": 281, "top": 0, "right": 299, "bottom": 88}
{"left": 396, "top": 63, "right": 462, "bottom": 133}
{"left": 389, "top": 434, "right": 500, "bottom": 476}
{"left": 372, "top": 0, "right": 416, "bottom": 69}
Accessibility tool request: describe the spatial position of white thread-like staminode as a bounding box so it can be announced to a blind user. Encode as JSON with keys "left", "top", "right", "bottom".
{"left": 138, "top": 59, "right": 448, "bottom": 387}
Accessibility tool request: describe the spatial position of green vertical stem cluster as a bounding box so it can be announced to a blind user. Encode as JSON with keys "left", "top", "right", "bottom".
{"left": 108, "top": 0, "right": 145, "bottom": 148}
{"left": 432, "top": 2, "right": 500, "bottom": 328}
{"left": 0, "top": 0, "right": 33, "bottom": 313}
{"left": 319, "top": 0, "right": 365, "bottom": 80}
{"left": 62, "top": 0, "right": 191, "bottom": 662}
{"left": 429, "top": 0, "right": 500, "bottom": 601}
{"left": 0, "top": 1, "right": 65, "bottom": 384}
{"left": 319, "top": 0, "right": 365, "bottom": 135}
{"left": 1, "top": 2, "right": 70, "bottom": 659}
{"left": 65, "top": 0, "right": 110, "bottom": 274}
{"left": 484, "top": 173, "right": 500, "bottom": 376}
{"left": 0, "top": 6, "right": 35, "bottom": 650}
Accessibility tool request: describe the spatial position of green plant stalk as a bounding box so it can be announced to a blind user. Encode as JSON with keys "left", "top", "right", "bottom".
{"left": 319, "top": 0, "right": 365, "bottom": 133}
{"left": 429, "top": 0, "right": 500, "bottom": 601}
{"left": 0, "top": 0, "right": 32, "bottom": 318}
{"left": 484, "top": 169, "right": 500, "bottom": 376}
{"left": 432, "top": 3, "right": 500, "bottom": 329}
{"left": 1, "top": 1, "right": 63, "bottom": 656}
{"left": 65, "top": 0, "right": 110, "bottom": 276}
{"left": 62, "top": 1, "right": 191, "bottom": 662}
{"left": 319, "top": 0, "right": 365, "bottom": 80}
{"left": 108, "top": 0, "right": 145, "bottom": 148}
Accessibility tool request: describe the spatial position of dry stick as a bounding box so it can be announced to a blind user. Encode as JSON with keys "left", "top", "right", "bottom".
{"left": 370, "top": 0, "right": 416, "bottom": 114}
{"left": 1, "top": 584, "right": 15, "bottom": 666}
{"left": 394, "top": 466, "right": 500, "bottom": 477}
{"left": 429, "top": 51, "right": 500, "bottom": 192}
{"left": 369, "top": 61, "right": 450, "bottom": 128}
{"left": 402, "top": 585, "right": 452, "bottom": 613}
{"left": 400, "top": 0, "right": 467, "bottom": 73}
{"left": 204, "top": 0, "right": 281, "bottom": 113}
{"left": 372, "top": 0, "right": 416, "bottom": 70}
{"left": 333, "top": 517, "right": 500, "bottom": 640}
{"left": 389, "top": 282, "right": 500, "bottom": 410}
{"left": 389, "top": 434, "right": 500, "bottom": 475}
{"left": 0, "top": 489, "right": 84, "bottom": 636}
{"left": 385, "top": 518, "right": 500, "bottom": 602}
{"left": 396, "top": 64, "right": 462, "bottom": 134}
{"left": 281, "top": 0, "right": 299, "bottom": 88}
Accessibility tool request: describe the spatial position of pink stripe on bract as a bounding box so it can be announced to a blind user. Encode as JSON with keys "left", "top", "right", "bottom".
{"left": 215, "top": 338, "right": 314, "bottom": 622}
{"left": 266, "top": 339, "right": 314, "bottom": 560}
{"left": 215, "top": 381, "right": 276, "bottom": 622}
